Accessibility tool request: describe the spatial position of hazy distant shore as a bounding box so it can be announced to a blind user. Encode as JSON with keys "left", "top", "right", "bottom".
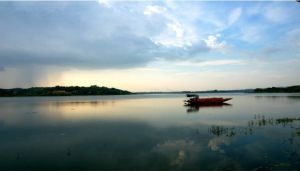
{"left": 136, "top": 85, "right": 300, "bottom": 94}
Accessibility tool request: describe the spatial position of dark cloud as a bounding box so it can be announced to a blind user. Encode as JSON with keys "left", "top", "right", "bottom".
{"left": 0, "top": 34, "right": 157, "bottom": 69}
{"left": 153, "top": 42, "right": 209, "bottom": 62}
{"left": 0, "top": 2, "right": 155, "bottom": 69}
{"left": 0, "top": 2, "right": 209, "bottom": 70}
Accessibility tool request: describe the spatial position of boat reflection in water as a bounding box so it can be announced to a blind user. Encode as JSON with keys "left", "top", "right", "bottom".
{"left": 185, "top": 103, "right": 232, "bottom": 113}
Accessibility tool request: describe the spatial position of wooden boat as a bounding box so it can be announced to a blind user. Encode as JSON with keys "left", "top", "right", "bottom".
{"left": 185, "top": 96, "right": 232, "bottom": 106}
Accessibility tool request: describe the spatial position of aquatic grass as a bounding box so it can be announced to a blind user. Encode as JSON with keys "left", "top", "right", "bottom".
{"left": 209, "top": 116, "right": 300, "bottom": 138}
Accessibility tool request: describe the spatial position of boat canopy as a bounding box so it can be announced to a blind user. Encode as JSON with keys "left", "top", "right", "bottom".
{"left": 186, "top": 94, "right": 199, "bottom": 98}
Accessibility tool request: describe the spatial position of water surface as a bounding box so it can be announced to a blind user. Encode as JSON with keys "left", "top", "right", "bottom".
{"left": 0, "top": 93, "right": 300, "bottom": 171}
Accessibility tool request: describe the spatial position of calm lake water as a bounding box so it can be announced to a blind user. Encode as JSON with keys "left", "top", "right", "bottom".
{"left": 0, "top": 93, "right": 300, "bottom": 171}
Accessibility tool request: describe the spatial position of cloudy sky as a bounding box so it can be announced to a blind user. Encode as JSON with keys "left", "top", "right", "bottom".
{"left": 0, "top": 1, "right": 299, "bottom": 91}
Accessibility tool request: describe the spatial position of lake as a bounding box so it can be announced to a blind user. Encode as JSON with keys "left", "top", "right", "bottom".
{"left": 0, "top": 93, "right": 300, "bottom": 171}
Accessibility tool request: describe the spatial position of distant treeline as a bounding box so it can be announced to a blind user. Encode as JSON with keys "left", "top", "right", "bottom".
{"left": 0, "top": 85, "right": 131, "bottom": 97}
{"left": 254, "top": 85, "right": 300, "bottom": 93}
{"left": 137, "top": 89, "right": 254, "bottom": 94}
{"left": 184, "top": 89, "right": 254, "bottom": 93}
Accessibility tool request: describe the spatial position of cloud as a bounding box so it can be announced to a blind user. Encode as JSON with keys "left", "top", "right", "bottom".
{"left": 228, "top": 7, "right": 242, "bottom": 26}
{"left": 0, "top": 2, "right": 210, "bottom": 70}
{"left": 0, "top": 34, "right": 156, "bottom": 69}
{"left": 144, "top": 5, "right": 166, "bottom": 16}
{"left": 1, "top": 1, "right": 300, "bottom": 89}
{"left": 204, "top": 34, "right": 227, "bottom": 51}
{"left": 168, "top": 21, "right": 184, "bottom": 39}
{"left": 153, "top": 41, "right": 209, "bottom": 61}
{"left": 97, "top": 0, "right": 112, "bottom": 8}
{"left": 0, "top": 66, "right": 63, "bottom": 88}
{"left": 0, "top": 66, "right": 4, "bottom": 72}
{"left": 153, "top": 20, "right": 187, "bottom": 47}
{"left": 145, "top": 4, "right": 197, "bottom": 48}
{"left": 0, "top": 2, "right": 159, "bottom": 69}
{"left": 174, "top": 59, "right": 243, "bottom": 67}
{"left": 208, "top": 136, "right": 231, "bottom": 153}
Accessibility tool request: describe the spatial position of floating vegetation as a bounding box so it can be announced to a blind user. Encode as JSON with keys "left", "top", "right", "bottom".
{"left": 251, "top": 166, "right": 272, "bottom": 171}
{"left": 276, "top": 118, "right": 300, "bottom": 126}
{"left": 251, "top": 162, "right": 291, "bottom": 171}
{"left": 272, "top": 162, "right": 291, "bottom": 168}
{"left": 208, "top": 115, "right": 300, "bottom": 138}
{"left": 209, "top": 126, "right": 236, "bottom": 137}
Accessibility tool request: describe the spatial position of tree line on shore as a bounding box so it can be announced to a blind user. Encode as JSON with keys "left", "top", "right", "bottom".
{"left": 254, "top": 85, "right": 300, "bottom": 93}
{"left": 0, "top": 85, "right": 131, "bottom": 97}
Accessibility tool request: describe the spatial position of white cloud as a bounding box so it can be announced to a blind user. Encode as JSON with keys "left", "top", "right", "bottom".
{"left": 167, "top": 21, "right": 184, "bottom": 38}
{"left": 144, "top": 5, "right": 166, "bottom": 16}
{"left": 97, "top": 0, "right": 112, "bottom": 8}
{"left": 153, "top": 20, "right": 187, "bottom": 47}
{"left": 175, "top": 59, "right": 243, "bottom": 67}
{"left": 204, "top": 34, "right": 227, "bottom": 51}
{"left": 228, "top": 7, "right": 242, "bottom": 26}
{"left": 147, "top": 6, "right": 197, "bottom": 48}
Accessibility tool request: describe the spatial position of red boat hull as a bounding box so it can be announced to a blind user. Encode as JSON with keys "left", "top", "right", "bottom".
{"left": 185, "top": 97, "right": 232, "bottom": 105}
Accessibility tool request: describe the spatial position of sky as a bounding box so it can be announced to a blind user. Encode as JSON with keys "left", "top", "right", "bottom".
{"left": 0, "top": 0, "right": 300, "bottom": 92}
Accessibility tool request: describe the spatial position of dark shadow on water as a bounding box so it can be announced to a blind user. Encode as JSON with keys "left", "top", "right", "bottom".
{"left": 185, "top": 103, "right": 232, "bottom": 113}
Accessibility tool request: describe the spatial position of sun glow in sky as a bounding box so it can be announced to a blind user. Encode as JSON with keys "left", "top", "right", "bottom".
{"left": 0, "top": 1, "right": 300, "bottom": 91}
